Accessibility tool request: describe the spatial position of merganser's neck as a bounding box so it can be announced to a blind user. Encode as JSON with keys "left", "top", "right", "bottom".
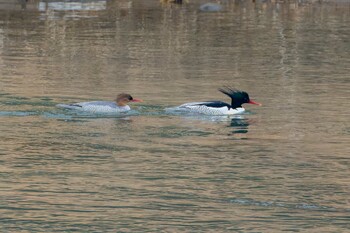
{"left": 116, "top": 99, "right": 129, "bottom": 107}
{"left": 230, "top": 100, "right": 242, "bottom": 109}
{"left": 116, "top": 102, "right": 126, "bottom": 107}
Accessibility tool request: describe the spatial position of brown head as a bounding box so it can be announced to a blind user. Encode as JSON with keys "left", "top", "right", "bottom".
{"left": 115, "top": 93, "right": 142, "bottom": 106}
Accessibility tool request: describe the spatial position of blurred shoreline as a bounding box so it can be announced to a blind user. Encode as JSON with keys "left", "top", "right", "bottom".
{"left": 0, "top": 0, "right": 349, "bottom": 12}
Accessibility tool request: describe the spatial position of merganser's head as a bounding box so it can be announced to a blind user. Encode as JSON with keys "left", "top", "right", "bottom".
{"left": 116, "top": 93, "right": 143, "bottom": 106}
{"left": 218, "top": 87, "right": 262, "bottom": 109}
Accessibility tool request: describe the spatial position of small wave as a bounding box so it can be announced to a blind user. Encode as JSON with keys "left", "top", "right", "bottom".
{"left": 41, "top": 112, "right": 73, "bottom": 120}
{"left": 229, "top": 198, "right": 338, "bottom": 211}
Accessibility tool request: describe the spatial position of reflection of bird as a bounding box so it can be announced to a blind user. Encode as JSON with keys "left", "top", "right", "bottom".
{"left": 169, "top": 87, "right": 261, "bottom": 115}
{"left": 199, "top": 3, "right": 223, "bottom": 12}
{"left": 57, "top": 93, "right": 142, "bottom": 113}
{"left": 230, "top": 117, "right": 249, "bottom": 134}
{"left": 160, "top": 0, "right": 183, "bottom": 4}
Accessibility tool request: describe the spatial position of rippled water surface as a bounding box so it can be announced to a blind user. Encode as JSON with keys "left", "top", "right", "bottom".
{"left": 1, "top": 0, "right": 349, "bottom": 232}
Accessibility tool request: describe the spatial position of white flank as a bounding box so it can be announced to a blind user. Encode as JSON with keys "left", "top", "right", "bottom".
{"left": 168, "top": 102, "right": 245, "bottom": 115}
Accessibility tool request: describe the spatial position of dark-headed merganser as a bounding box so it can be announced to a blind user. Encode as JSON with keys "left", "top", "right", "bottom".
{"left": 57, "top": 93, "right": 142, "bottom": 113}
{"left": 168, "top": 87, "right": 261, "bottom": 115}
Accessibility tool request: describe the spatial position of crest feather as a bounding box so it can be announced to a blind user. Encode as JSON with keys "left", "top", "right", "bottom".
{"left": 218, "top": 86, "right": 244, "bottom": 98}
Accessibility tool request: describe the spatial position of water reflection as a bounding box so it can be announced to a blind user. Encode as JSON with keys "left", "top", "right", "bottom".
{"left": 38, "top": 0, "right": 107, "bottom": 11}
{"left": 229, "top": 116, "right": 249, "bottom": 134}
{"left": 165, "top": 111, "right": 251, "bottom": 136}
{"left": 199, "top": 3, "right": 223, "bottom": 12}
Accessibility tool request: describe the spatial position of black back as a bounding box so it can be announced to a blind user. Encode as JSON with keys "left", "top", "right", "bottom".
{"left": 197, "top": 101, "right": 231, "bottom": 108}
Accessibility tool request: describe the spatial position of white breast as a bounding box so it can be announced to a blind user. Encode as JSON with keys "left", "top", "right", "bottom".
{"left": 226, "top": 107, "right": 245, "bottom": 115}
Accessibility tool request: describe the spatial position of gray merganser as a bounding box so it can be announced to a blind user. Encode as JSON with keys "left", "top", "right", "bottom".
{"left": 57, "top": 93, "right": 142, "bottom": 113}
{"left": 168, "top": 87, "right": 261, "bottom": 115}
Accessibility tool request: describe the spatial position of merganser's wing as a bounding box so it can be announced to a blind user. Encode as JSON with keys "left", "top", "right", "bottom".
{"left": 56, "top": 101, "right": 129, "bottom": 113}
{"left": 178, "top": 101, "right": 230, "bottom": 108}
{"left": 56, "top": 103, "right": 83, "bottom": 110}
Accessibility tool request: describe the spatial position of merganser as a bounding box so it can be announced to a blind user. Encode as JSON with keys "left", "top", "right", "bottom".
{"left": 56, "top": 93, "right": 142, "bottom": 113}
{"left": 168, "top": 87, "right": 261, "bottom": 115}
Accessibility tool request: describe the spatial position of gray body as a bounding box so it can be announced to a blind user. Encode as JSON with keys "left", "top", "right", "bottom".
{"left": 57, "top": 101, "right": 131, "bottom": 113}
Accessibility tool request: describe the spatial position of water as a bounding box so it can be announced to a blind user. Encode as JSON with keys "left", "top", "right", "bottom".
{"left": 1, "top": 0, "right": 349, "bottom": 232}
